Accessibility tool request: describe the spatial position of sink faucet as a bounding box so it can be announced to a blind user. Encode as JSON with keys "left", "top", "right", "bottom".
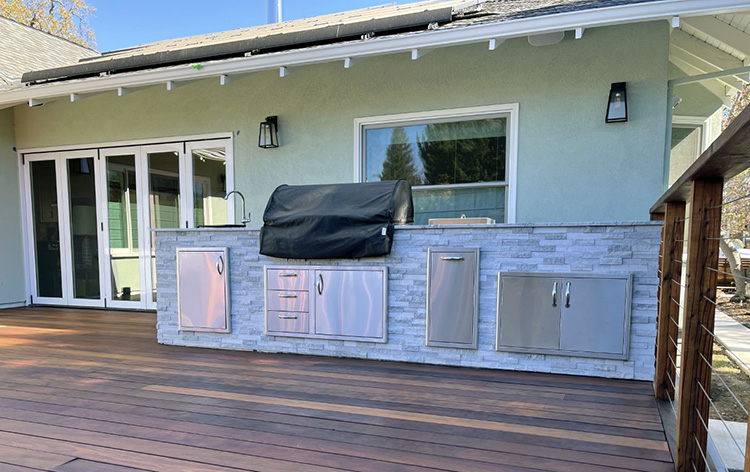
{"left": 224, "top": 190, "right": 251, "bottom": 225}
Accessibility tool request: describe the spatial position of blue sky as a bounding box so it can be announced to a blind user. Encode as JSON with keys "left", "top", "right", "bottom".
{"left": 90, "top": 1, "right": 410, "bottom": 52}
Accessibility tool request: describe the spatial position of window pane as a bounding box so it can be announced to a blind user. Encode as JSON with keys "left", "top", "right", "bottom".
{"left": 30, "top": 160, "right": 63, "bottom": 298}
{"left": 192, "top": 148, "right": 227, "bottom": 226}
{"left": 68, "top": 157, "right": 100, "bottom": 300}
{"left": 106, "top": 155, "right": 141, "bottom": 302}
{"left": 413, "top": 186, "right": 505, "bottom": 225}
{"left": 365, "top": 117, "right": 506, "bottom": 186}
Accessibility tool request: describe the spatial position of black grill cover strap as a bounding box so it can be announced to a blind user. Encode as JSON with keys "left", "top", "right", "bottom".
{"left": 259, "top": 180, "right": 413, "bottom": 259}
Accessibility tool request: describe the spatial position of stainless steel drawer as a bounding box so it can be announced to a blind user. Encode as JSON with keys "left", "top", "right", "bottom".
{"left": 267, "top": 311, "right": 309, "bottom": 334}
{"left": 267, "top": 269, "right": 309, "bottom": 291}
{"left": 266, "top": 290, "right": 309, "bottom": 312}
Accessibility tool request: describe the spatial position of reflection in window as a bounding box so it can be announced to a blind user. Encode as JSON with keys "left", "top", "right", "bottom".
{"left": 364, "top": 116, "right": 507, "bottom": 224}
{"left": 192, "top": 148, "right": 227, "bottom": 227}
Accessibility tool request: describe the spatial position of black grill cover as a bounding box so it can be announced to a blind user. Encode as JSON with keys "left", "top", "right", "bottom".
{"left": 259, "top": 180, "right": 413, "bottom": 259}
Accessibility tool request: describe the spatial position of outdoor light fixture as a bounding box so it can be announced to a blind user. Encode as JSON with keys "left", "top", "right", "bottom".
{"left": 258, "top": 116, "right": 279, "bottom": 148}
{"left": 605, "top": 82, "right": 628, "bottom": 123}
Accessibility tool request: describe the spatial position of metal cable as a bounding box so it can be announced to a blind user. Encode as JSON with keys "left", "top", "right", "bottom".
{"left": 709, "top": 193, "right": 750, "bottom": 209}
{"left": 668, "top": 334, "right": 679, "bottom": 350}
{"left": 698, "top": 351, "right": 749, "bottom": 416}
{"left": 667, "top": 351, "right": 678, "bottom": 370}
{"left": 705, "top": 266, "right": 750, "bottom": 282}
{"left": 696, "top": 379, "right": 747, "bottom": 457}
{"left": 692, "top": 416, "right": 713, "bottom": 472}
{"left": 701, "top": 322, "right": 750, "bottom": 375}
{"left": 672, "top": 278, "right": 687, "bottom": 288}
{"left": 670, "top": 316, "right": 680, "bottom": 328}
{"left": 672, "top": 297, "right": 686, "bottom": 310}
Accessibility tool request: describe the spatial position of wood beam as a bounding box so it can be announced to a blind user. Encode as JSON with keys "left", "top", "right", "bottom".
{"left": 654, "top": 202, "right": 686, "bottom": 401}
{"left": 675, "top": 179, "right": 723, "bottom": 472}
{"left": 672, "top": 29, "right": 743, "bottom": 72}
{"left": 220, "top": 74, "right": 230, "bottom": 86}
{"left": 670, "top": 46, "right": 743, "bottom": 92}
{"left": 488, "top": 38, "right": 505, "bottom": 51}
{"left": 670, "top": 60, "right": 732, "bottom": 103}
{"left": 410, "top": 48, "right": 435, "bottom": 60}
{"left": 682, "top": 16, "right": 750, "bottom": 57}
{"left": 279, "top": 67, "right": 288, "bottom": 78}
{"left": 574, "top": 28, "right": 584, "bottom": 39}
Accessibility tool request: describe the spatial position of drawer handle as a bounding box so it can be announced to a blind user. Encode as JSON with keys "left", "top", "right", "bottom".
{"left": 278, "top": 314, "right": 298, "bottom": 320}
{"left": 278, "top": 294, "right": 298, "bottom": 299}
{"left": 565, "top": 281, "right": 571, "bottom": 308}
{"left": 552, "top": 281, "right": 558, "bottom": 307}
{"left": 440, "top": 256, "right": 464, "bottom": 261}
{"left": 278, "top": 273, "right": 298, "bottom": 277}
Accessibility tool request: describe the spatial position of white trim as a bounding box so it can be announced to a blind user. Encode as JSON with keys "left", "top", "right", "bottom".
{"left": 672, "top": 115, "right": 711, "bottom": 151}
{"left": 2, "top": 0, "right": 748, "bottom": 109}
{"left": 353, "top": 103, "right": 519, "bottom": 223}
{"left": 17, "top": 132, "right": 233, "bottom": 155}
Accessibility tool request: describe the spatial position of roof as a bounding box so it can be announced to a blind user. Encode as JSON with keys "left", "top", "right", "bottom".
{"left": 0, "top": 16, "right": 98, "bottom": 86}
{"left": 22, "top": 0, "right": 668, "bottom": 84}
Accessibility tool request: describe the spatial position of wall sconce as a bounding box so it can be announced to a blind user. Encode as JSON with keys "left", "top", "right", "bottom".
{"left": 258, "top": 116, "right": 279, "bottom": 148}
{"left": 605, "top": 82, "right": 628, "bottom": 123}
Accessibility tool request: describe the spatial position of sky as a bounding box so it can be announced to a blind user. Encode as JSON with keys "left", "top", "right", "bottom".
{"left": 89, "top": 1, "right": 411, "bottom": 52}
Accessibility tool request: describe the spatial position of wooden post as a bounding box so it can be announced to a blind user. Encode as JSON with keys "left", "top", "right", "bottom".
{"left": 654, "top": 202, "right": 686, "bottom": 400}
{"left": 675, "top": 179, "right": 723, "bottom": 472}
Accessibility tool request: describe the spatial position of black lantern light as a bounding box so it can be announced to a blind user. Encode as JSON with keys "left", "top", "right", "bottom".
{"left": 258, "top": 116, "right": 279, "bottom": 148}
{"left": 605, "top": 82, "right": 628, "bottom": 123}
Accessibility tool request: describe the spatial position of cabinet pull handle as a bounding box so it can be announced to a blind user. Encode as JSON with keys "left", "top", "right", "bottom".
{"left": 278, "top": 314, "right": 298, "bottom": 320}
{"left": 440, "top": 256, "right": 464, "bottom": 261}
{"left": 278, "top": 294, "right": 297, "bottom": 299}
{"left": 216, "top": 255, "right": 224, "bottom": 275}
{"left": 317, "top": 274, "right": 324, "bottom": 295}
{"left": 279, "top": 273, "right": 297, "bottom": 277}
{"left": 565, "top": 281, "right": 571, "bottom": 308}
{"left": 552, "top": 281, "right": 558, "bottom": 307}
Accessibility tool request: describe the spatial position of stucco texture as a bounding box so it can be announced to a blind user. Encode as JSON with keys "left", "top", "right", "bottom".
{"left": 13, "top": 21, "right": 669, "bottom": 224}
{"left": 0, "top": 108, "right": 25, "bottom": 306}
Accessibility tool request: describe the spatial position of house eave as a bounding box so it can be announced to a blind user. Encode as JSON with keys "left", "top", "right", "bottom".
{"left": 2, "top": 0, "right": 749, "bottom": 110}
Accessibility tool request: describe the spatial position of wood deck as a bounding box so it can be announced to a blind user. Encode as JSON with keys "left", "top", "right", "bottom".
{"left": 0, "top": 307, "right": 673, "bottom": 472}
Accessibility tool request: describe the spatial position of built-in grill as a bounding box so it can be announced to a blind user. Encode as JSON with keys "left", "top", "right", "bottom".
{"left": 259, "top": 180, "right": 413, "bottom": 259}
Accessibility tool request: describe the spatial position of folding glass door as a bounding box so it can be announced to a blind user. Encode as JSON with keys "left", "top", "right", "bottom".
{"left": 24, "top": 151, "right": 104, "bottom": 307}
{"left": 24, "top": 138, "right": 232, "bottom": 309}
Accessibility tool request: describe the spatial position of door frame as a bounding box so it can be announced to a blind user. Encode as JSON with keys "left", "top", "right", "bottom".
{"left": 19, "top": 133, "right": 235, "bottom": 309}
{"left": 22, "top": 149, "right": 105, "bottom": 307}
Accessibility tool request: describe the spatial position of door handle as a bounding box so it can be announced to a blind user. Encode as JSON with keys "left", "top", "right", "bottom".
{"left": 317, "top": 274, "right": 324, "bottom": 295}
{"left": 565, "top": 281, "right": 571, "bottom": 308}
{"left": 216, "top": 255, "right": 224, "bottom": 275}
{"left": 278, "top": 272, "right": 297, "bottom": 277}
{"left": 552, "top": 281, "right": 558, "bottom": 307}
{"left": 440, "top": 256, "right": 464, "bottom": 261}
{"left": 278, "top": 314, "right": 298, "bottom": 320}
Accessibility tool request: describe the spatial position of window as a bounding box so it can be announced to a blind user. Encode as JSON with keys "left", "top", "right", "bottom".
{"left": 357, "top": 105, "right": 517, "bottom": 224}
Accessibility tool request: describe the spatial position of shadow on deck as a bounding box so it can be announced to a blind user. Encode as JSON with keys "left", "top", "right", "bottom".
{"left": 0, "top": 307, "right": 673, "bottom": 472}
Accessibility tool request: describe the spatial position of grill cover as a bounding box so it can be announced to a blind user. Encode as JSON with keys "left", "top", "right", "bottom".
{"left": 259, "top": 180, "right": 413, "bottom": 259}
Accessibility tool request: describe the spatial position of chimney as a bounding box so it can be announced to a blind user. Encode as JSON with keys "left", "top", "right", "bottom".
{"left": 268, "top": 0, "right": 282, "bottom": 23}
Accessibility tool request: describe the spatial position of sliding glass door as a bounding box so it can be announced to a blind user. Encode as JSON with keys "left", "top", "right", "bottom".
{"left": 23, "top": 138, "right": 233, "bottom": 309}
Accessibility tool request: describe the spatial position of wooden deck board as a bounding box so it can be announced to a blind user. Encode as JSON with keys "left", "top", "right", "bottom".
{"left": 0, "top": 307, "right": 673, "bottom": 472}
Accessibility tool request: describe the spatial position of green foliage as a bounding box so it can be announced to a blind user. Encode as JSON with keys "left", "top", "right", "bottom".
{"left": 721, "top": 83, "right": 750, "bottom": 236}
{"left": 1, "top": 0, "right": 96, "bottom": 48}
{"left": 378, "top": 127, "right": 422, "bottom": 185}
{"left": 417, "top": 120, "right": 505, "bottom": 185}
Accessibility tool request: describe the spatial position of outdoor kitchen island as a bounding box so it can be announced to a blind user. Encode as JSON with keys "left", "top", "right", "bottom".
{"left": 154, "top": 221, "right": 661, "bottom": 381}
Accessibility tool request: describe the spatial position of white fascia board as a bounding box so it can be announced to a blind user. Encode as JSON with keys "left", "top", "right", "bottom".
{"left": 2, "top": 0, "right": 749, "bottom": 108}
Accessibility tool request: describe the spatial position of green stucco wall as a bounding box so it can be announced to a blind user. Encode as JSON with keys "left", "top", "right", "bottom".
{"left": 13, "top": 21, "right": 669, "bottom": 224}
{"left": 0, "top": 108, "right": 26, "bottom": 306}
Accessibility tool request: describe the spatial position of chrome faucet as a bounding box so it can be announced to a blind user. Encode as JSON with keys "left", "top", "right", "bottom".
{"left": 224, "top": 190, "right": 251, "bottom": 225}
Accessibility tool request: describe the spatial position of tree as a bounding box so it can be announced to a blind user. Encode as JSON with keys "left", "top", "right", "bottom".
{"left": 378, "top": 127, "right": 422, "bottom": 186}
{"left": 1, "top": 0, "right": 96, "bottom": 48}
{"left": 417, "top": 119, "right": 505, "bottom": 186}
{"left": 719, "top": 82, "right": 750, "bottom": 300}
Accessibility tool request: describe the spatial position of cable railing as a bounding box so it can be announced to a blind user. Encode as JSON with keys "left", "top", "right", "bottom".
{"left": 651, "top": 104, "right": 750, "bottom": 472}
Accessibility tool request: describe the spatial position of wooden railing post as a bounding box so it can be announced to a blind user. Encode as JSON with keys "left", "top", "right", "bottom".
{"left": 654, "top": 202, "right": 686, "bottom": 400}
{"left": 675, "top": 179, "right": 723, "bottom": 472}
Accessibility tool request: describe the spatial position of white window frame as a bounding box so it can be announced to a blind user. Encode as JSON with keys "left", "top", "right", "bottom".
{"left": 354, "top": 104, "right": 519, "bottom": 223}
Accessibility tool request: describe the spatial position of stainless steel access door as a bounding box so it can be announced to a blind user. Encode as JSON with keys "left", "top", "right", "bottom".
{"left": 499, "top": 275, "right": 561, "bottom": 350}
{"left": 426, "top": 248, "right": 479, "bottom": 349}
{"left": 177, "top": 247, "right": 230, "bottom": 333}
{"left": 559, "top": 277, "right": 629, "bottom": 355}
{"left": 314, "top": 269, "right": 385, "bottom": 339}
